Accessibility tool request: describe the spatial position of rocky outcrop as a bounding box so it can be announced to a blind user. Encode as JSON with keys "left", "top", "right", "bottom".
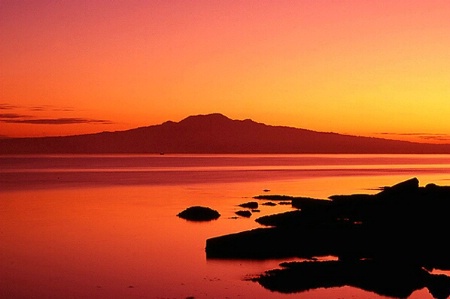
{"left": 238, "top": 201, "right": 258, "bottom": 209}
{"left": 253, "top": 195, "right": 294, "bottom": 201}
{"left": 177, "top": 206, "right": 220, "bottom": 221}
{"left": 235, "top": 210, "right": 252, "bottom": 218}
{"left": 206, "top": 178, "right": 450, "bottom": 298}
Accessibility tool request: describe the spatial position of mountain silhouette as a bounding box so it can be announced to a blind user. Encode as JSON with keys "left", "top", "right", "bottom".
{"left": 1, "top": 113, "right": 450, "bottom": 154}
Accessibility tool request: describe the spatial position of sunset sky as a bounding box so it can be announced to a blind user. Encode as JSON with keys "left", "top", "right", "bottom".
{"left": 1, "top": 0, "right": 450, "bottom": 143}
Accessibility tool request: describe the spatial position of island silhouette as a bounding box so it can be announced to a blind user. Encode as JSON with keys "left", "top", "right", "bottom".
{"left": 206, "top": 178, "right": 450, "bottom": 299}
{"left": 2, "top": 113, "right": 450, "bottom": 154}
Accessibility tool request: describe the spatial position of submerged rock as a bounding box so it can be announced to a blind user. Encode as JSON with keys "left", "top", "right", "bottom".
{"left": 177, "top": 206, "right": 220, "bottom": 221}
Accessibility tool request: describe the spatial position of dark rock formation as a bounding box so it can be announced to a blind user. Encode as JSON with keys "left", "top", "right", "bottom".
{"left": 254, "top": 195, "right": 294, "bottom": 201}
{"left": 238, "top": 201, "right": 258, "bottom": 209}
{"left": 206, "top": 178, "right": 450, "bottom": 298}
{"left": 177, "top": 206, "right": 220, "bottom": 221}
{"left": 255, "top": 211, "right": 304, "bottom": 227}
{"left": 291, "top": 196, "right": 333, "bottom": 210}
{"left": 206, "top": 178, "right": 450, "bottom": 299}
{"left": 235, "top": 210, "right": 252, "bottom": 218}
{"left": 207, "top": 178, "right": 450, "bottom": 265}
{"left": 261, "top": 202, "right": 277, "bottom": 206}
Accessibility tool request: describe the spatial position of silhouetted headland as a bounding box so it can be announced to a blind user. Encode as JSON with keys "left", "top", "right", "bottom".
{"left": 206, "top": 178, "right": 450, "bottom": 299}
{"left": 2, "top": 113, "right": 450, "bottom": 154}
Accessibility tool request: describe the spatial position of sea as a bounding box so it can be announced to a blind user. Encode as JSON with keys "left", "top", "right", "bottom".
{"left": 1, "top": 154, "right": 450, "bottom": 299}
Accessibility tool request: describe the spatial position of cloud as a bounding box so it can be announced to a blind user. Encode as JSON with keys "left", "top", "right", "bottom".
{"left": 418, "top": 135, "right": 450, "bottom": 142}
{"left": 29, "top": 106, "right": 47, "bottom": 112}
{"left": 0, "top": 103, "right": 112, "bottom": 125}
{"left": 377, "top": 132, "right": 450, "bottom": 142}
{"left": 30, "top": 105, "right": 74, "bottom": 112}
{"left": 0, "top": 117, "right": 112, "bottom": 125}
{"left": 1, "top": 102, "right": 74, "bottom": 112}
{"left": 0, "top": 113, "right": 32, "bottom": 119}
{"left": 0, "top": 103, "right": 19, "bottom": 110}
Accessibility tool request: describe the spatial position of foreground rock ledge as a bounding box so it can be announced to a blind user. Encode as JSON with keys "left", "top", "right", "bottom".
{"left": 206, "top": 177, "right": 450, "bottom": 298}
{"left": 177, "top": 206, "right": 220, "bottom": 221}
{"left": 206, "top": 177, "right": 450, "bottom": 269}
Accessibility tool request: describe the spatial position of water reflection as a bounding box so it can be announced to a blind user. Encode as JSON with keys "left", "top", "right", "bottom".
{"left": 2, "top": 155, "right": 450, "bottom": 299}
{"left": 253, "top": 259, "right": 450, "bottom": 299}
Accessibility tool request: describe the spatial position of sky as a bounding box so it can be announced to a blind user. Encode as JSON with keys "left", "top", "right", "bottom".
{"left": 1, "top": 0, "right": 450, "bottom": 143}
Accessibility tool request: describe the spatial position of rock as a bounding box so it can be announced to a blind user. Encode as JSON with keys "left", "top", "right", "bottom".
{"left": 256, "top": 211, "right": 303, "bottom": 227}
{"left": 206, "top": 178, "right": 450, "bottom": 268}
{"left": 239, "top": 201, "right": 258, "bottom": 209}
{"left": 235, "top": 210, "right": 252, "bottom": 218}
{"left": 254, "top": 195, "right": 294, "bottom": 201}
{"left": 177, "top": 206, "right": 220, "bottom": 221}
{"left": 206, "top": 177, "right": 450, "bottom": 298}
{"left": 291, "top": 196, "right": 332, "bottom": 210}
{"left": 207, "top": 228, "right": 295, "bottom": 259}
{"left": 377, "top": 177, "right": 419, "bottom": 199}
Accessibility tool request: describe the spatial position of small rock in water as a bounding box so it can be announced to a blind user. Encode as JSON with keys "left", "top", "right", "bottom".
{"left": 235, "top": 210, "right": 252, "bottom": 218}
{"left": 177, "top": 206, "right": 220, "bottom": 221}
{"left": 238, "top": 201, "right": 258, "bottom": 209}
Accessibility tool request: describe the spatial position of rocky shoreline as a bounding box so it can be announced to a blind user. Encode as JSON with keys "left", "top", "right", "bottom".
{"left": 205, "top": 177, "right": 450, "bottom": 299}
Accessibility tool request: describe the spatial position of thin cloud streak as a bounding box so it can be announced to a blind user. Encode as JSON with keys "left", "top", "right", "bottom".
{"left": 0, "top": 103, "right": 19, "bottom": 110}
{"left": 30, "top": 105, "right": 74, "bottom": 112}
{"left": 1, "top": 102, "right": 74, "bottom": 112}
{"left": 377, "top": 132, "right": 450, "bottom": 142}
{"left": 0, "top": 113, "right": 32, "bottom": 119}
{"left": 0, "top": 103, "right": 112, "bottom": 125}
{"left": 0, "top": 117, "right": 113, "bottom": 125}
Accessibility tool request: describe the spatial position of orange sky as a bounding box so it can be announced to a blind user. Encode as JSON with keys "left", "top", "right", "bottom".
{"left": 1, "top": 1, "right": 450, "bottom": 143}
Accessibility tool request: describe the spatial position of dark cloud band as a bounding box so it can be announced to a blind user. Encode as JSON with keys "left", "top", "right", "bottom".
{"left": 0, "top": 113, "right": 31, "bottom": 119}
{"left": 0, "top": 103, "right": 19, "bottom": 110}
{"left": 377, "top": 132, "right": 450, "bottom": 142}
{"left": 0, "top": 103, "right": 112, "bottom": 125}
{"left": 0, "top": 117, "right": 112, "bottom": 125}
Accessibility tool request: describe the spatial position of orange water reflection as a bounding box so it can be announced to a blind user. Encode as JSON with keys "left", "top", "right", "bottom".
{"left": 2, "top": 157, "right": 450, "bottom": 298}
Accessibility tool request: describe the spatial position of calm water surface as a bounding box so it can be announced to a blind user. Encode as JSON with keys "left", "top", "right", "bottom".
{"left": 1, "top": 154, "right": 450, "bottom": 299}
